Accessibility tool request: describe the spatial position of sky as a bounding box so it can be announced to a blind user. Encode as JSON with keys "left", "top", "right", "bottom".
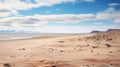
{"left": 0, "top": 0, "right": 120, "bottom": 33}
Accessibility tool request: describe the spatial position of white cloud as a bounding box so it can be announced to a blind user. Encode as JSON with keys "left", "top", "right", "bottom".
{"left": 0, "top": 2, "right": 120, "bottom": 33}
{"left": 0, "top": 7, "right": 18, "bottom": 17}
{"left": 108, "top": 3, "right": 119, "bottom": 7}
{"left": 0, "top": 7, "right": 120, "bottom": 33}
{"left": 93, "top": 22, "right": 103, "bottom": 25}
{"left": 96, "top": 7, "right": 120, "bottom": 23}
{"left": 0, "top": 0, "right": 76, "bottom": 17}
{"left": 33, "top": 26, "right": 81, "bottom": 33}
{"left": 1, "top": 24, "right": 120, "bottom": 33}
{"left": 0, "top": 0, "right": 97, "bottom": 17}
{"left": 0, "top": 14, "right": 95, "bottom": 24}
{"left": 0, "top": 16, "right": 47, "bottom": 29}
{"left": 114, "top": 18, "right": 120, "bottom": 23}
{"left": 2, "top": 7, "right": 117, "bottom": 25}
{"left": 0, "top": 0, "right": 76, "bottom": 10}
{"left": 0, "top": 14, "right": 95, "bottom": 33}
{"left": 34, "top": 14, "right": 95, "bottom": 23}
{"left": 81, "top": 0, "right": 95, "bottom": 2}
{"left": 0, "top": 0, "right": 97, "bottom": 11}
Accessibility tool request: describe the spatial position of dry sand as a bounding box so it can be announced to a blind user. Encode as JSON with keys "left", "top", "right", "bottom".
{"left": 0, "top": 31, "right": 120, "bottom": 67}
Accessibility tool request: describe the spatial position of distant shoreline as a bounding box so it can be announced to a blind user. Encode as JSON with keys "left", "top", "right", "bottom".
{"left": 0, "top": 33, "right": 82, "bottom": 41}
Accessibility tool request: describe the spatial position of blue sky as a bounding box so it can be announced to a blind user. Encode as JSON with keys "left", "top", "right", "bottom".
{"left": 19, "top": 0, "right": 120, "bottom": 15}
{"left": 0, "top": 0, "right": 120, "bottom": 33}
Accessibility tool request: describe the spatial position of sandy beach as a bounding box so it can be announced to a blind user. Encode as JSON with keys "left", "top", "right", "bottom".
{"left": 0, "top": 31, "right": 120, "bottom": 67}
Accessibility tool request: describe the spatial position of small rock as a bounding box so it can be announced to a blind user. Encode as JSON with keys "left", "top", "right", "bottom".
{"left": 105, "top": 44, "right": 111, "bottom": 47}
{"left": 60, "top": 50, "right": 63, "bottom": 52}
{"left": 52, "top": 65, "right": 56, "bottom": 67}
{"left": 3, "top": 63, "right": 11, "bottom": 67}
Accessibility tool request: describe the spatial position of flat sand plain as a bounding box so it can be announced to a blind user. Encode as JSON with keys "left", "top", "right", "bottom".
{"left": 0, "top": 31, "right": 120, "bottom": 67}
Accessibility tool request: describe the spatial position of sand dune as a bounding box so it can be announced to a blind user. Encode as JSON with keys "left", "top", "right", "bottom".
{"left": 0, "top": 31, "right": 120, "bottom": 67}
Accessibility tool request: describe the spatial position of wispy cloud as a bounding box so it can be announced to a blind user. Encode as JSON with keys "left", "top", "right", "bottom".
{"left": 0, "top": 0, "right": 76, "bottom": 17}
{"left": 0, "top": 8, "right": 18, "bottom": 17}
{"left": 0, "top": 14, "right": 95, "bottom": 25}
{"left": 0, "top": 0, "right": 97, "bottom": 17}
{"left": 96, "top": 7, "right": 120, "bottom": 23}
{"left": 81, "top": 0, "right": 95, "bottom": 2}
{"left": 0, "top": 0, "right": 76, "bottom": 10}
{"left": 108, "top": 3, "right": 119, "bottom": 7}
{"left": 93, "top": 22, "right": 103, "bottom": 25}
